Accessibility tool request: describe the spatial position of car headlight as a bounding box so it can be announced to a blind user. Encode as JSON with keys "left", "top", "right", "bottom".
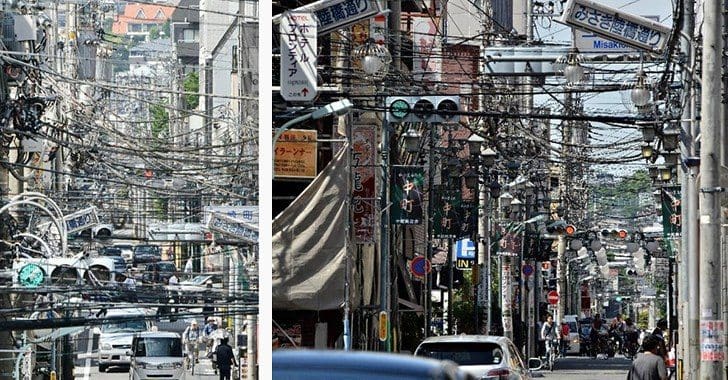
{"left": 101, "top": 343, "right": 112, "bottom": 350}
{"left": 137, "top": 362, "right": 147, "bottom": 369}
{"left": 174, "top": 362, "right": 183, "bottom": 369}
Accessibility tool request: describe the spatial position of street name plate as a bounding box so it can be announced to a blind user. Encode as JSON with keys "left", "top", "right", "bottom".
{"left": 558, "top": 0, "right": 671, "bottom": 54}
{"left": 208, "top": 212, "right": 259, "bottom": 243}
{"left": 273, "top": 0, "right": 383, "bottom": 35}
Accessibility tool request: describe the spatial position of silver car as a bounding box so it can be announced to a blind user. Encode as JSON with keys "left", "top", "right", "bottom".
{"left": 414, "top": 335, "right": 542, "bottom": 380}
{"left": 129, "top": 331, "right": 186, "bottom": 380}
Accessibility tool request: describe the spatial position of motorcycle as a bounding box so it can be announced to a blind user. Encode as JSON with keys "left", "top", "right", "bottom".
{"left": 592, "top": 327, "right": 616, "bottom": 358}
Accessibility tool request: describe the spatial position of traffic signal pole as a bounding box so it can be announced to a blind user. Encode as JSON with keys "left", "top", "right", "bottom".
{"left": 556, "top": 234, "right": 566, "bottom": 325}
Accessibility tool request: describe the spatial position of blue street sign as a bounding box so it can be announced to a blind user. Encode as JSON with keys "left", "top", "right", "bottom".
{"left": 456, "top": 239, "right": 476, "bottom": 259}
{"left": 522, "top": 264, "right": 534, "bottom": 277}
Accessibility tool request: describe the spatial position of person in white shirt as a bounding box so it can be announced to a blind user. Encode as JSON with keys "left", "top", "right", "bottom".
{"left": 168, "top": 273, "right": 179, "bottom": 285}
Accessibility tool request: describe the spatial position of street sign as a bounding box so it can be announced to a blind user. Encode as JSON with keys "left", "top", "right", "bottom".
{"left": 410, "top": 256, "right": 431, "bottom": 278}
{"left": 18, "top": 263, "right": 44, "bottom": 287}
{"left": 455, "top": 238, "right": 475, "bottom": 270}
{"left": 64, "top": 207, "right": 99, "bottom": 234}
{"left": 522, "top": 264, "right": 534, "bottom": 277}
{"left": 547, "top": 290, "right": 559, "bottom": 305}
{"left": 207, "top": 212, "right": 259, "bottom": 243}
{"left": 558, "top": 0, "right": 672, "bottom": 55}
{"left": 272, "top": 0, "right": 384, "bottom": 35}
{"left": 280, "top": 12, "right": 317, "bottom": 102}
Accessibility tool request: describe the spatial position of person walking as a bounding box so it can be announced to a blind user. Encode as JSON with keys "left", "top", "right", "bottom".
{"left": 214, "top": 336, "right": 238, "bottom": 380}
{"left": 627, "top": 334, "right": 667, "bottom": 380}
{"left": 559, "top": 318, "right": 570, "bottom": 357}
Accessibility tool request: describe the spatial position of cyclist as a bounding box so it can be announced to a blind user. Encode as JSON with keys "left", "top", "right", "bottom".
{"left": 183, "top": 320, "right": 202, "bottom": 366}
{"left": 590, "top": 314, "right": 605, "bottom": 357}
{"left": 541, "top": 314, "right": 557, "bottom": 368}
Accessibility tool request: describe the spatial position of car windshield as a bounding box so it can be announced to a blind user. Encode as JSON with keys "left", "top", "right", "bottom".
{"left": 568, "top": 322, "right": 578, "bottom": 332}
{"left": 103, "top": 248, "right": 122, "bottom": 256}
{"left": 135, "top": 246, "right": 159, "bottom": 254}
{"left": 415, "top": 342, "right": 505, "bottom": 366}
{"left": 187, "top": 275, "right": 212, "bottom": 285}
{"left": 135, "top": 337, "right": 183, "bottom": 357}
{"left": 158, "top": 263, "right": 176, "bottom": 272}
{"left": 103, "top": 319, "right": 146, "bottom": 333}
{"left": 272, "top": 370, "right": 440, "bottom": 380}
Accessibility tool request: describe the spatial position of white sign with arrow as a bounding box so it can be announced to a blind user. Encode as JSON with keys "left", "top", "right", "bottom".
{"left": 280, "top": 12, "right": 318, "bottom": 102}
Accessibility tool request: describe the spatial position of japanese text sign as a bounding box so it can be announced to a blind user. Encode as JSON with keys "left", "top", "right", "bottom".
{"left": 558, "top": 0, "right": 672, "bottom": 54}
{"left": 280, "top": 12, "right": 317, "bottom": 102}
{"left": 700, "top": 320, "right": 725, "bottom": 361}
{"left": 274, "top": 129, "right": 318, "bottom": 178}
{"left": 351, "top": 124, "right": 376, "bottom": 242}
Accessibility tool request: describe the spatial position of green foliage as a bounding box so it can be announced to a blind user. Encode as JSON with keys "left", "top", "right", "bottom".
{"left": 592, "top": 170, "right": 653, "bottom": 218}
{"left": 153, "top": 197, "right": 169, "bottom": 219}
{"left": 637, "top": 310, "right": 649, "bottom": 330}
{"left": 452, "top": 273, "right": 479, "bottom": 334}
{"left": 150, "top": 102, "right": 169, "bottom": 139}
{"left": 183, "top": 72, "right": 200, "bottom": 110}
{"left": 110, "top": 43, "right": 130, "bottom": 73}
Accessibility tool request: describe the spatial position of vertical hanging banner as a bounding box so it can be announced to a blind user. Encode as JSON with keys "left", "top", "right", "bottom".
{"left": 391, "top": 166, "right": 425, "bottom": 225}
{"left": 432, "top": 186, "right": 462, "bottom": 238}
{"left": 661, "top": 186, "right": 681, "bottom": 235}
{"left": 280, "top": 12, "right": 317, "bottom": 102}
{"left": 351, "top": 125, "right": 376, "bottom": 242}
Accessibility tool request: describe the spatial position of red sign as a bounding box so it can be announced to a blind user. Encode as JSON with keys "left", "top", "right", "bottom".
{"left": 409, "top": 256, "right": 431, "bottom": 279}
{"left": 547, "top": 291, "right": 559, "bottom": 305}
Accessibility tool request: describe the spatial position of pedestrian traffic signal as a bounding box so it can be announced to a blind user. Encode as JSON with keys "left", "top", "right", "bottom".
{"left": 385, "top": 96, "right": 460, "bottom": 123}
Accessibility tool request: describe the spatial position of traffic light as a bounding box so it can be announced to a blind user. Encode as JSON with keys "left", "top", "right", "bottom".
{"left": 385, "top": 96, "right": 460, "bottom": 123}
{"left": 601, "top": 229, "right": 628, "bottom": 239}
{"left": 546, "top": 221, "right": 576, "bottom": 236}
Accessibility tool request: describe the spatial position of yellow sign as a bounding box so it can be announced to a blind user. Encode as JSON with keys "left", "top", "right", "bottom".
{"left": 378, "top": 311, "right": 388, "bottom": 342}
{"left": 274, "top": 129, "right": 318, "bottom": 178}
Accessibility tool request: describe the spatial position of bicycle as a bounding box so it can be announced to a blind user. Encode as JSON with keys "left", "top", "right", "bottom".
{"left": 185, "top": 338, "right": 200, "bottom": 375}
{"left": 545, "top": 337, "right": 559, "bottom": 371}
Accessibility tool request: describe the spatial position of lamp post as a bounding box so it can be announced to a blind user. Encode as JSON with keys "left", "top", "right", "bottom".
{"left": 354, "top": 39, "right": 393, "bottom": 351}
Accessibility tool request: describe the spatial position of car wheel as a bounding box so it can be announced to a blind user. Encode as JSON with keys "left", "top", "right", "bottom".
{"left": 99, "top": 363, "right": 108, "bottom": 372}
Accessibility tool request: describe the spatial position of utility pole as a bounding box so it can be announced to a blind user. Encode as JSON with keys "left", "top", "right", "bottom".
{"left": 698, "top": 0, "right": 723, "bottom": 378}
{"left": 677, "top": 0, "right": 699, "bottom": 377}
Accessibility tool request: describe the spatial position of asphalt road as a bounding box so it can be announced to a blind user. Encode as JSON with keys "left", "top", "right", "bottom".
{"left": 536, "top": 355, "right": 632, "bottom": 379}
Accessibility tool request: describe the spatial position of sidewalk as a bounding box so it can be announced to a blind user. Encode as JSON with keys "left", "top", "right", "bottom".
{"left": 190, "top": 357, "right": 248, "bottom": 379}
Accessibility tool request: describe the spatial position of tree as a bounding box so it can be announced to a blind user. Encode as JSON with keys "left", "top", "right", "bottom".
{"left": 183, "top": 72, "right": 200, "bottom": 110}
{"left": 150, "top": 102, "right": 169, "bottom": 139}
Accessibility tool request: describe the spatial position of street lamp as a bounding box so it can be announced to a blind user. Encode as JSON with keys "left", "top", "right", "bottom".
{"left": 559, "top": 48, "right": 585, "bottom": 86}
{"left": 352, "top": 38, "right": 392, "bottom": 82}
{"left": 630, "top": 70, "right": 652, "bottom": 113}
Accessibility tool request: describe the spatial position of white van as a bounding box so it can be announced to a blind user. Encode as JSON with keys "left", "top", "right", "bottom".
{"left": 96, "top": 307, "right": 153, "bottom": 372}
{"left": 129, "top": 331, "right": 186, "bottom": 380}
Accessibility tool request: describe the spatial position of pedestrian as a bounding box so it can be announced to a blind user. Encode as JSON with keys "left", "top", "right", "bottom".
{"left": 184, "top": 257, "right": 194, "bottom": 276}
{"left": 652, "top": 318, "right": 668, "bottom": 359}
{"left": 536, "top": 318, "right": 545, "bottom": 357}
{"left": 627, "top": 334, "right": 667, "bottom": 380}
{"left": 559, "top": 318, "right": 570, "bottom": 357}
{"left": 214, "top": 336, "right": 238, "bottom": 380}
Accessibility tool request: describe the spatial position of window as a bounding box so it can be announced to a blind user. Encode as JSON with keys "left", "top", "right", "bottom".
{"left": 135, "top": 9, "right": 146, "bottom": 19}
{"left": 415, "top": 342, "right": 504, "bottom": 365}
{"left": 155, "top": 9, "right": 165, "bottom": 19}
{"left": 182, "top": 28, "right": 197, "bottom": 42}
{"left": 128, "top": 23, "right": 143, "bottom": 33}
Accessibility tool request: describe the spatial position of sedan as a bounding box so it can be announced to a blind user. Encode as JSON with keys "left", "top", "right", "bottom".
{"left": 273, "top": 349, "right": 475, "bottom": 380}
{"left": 414, "top": 335, "right": 542, "bottom": 379}
{"left": 166, "top": 274, "right": 222, "bottom": 302}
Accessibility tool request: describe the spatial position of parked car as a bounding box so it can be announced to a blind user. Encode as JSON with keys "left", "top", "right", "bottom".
{"left": 414, "top": 335, "right": 542, "bottom": 379}
{"left": 273, "top": 349, "right": 475, "bottom": 380}
{"left": 128, "top": 331, "right": 185, "bottom": 380}
{"left": 99, "top": 247, "right": 128, "bottom": 273}
{"left": 132, "top": 244, "right": 162, "bottom": 265}
{"left": 166, "top": 273, "right": 223, "bottom": 303}
{"left": 141, "top": 262, "right": 177, "bottom": 284}
{"left": 112, "top": 243, "right": 135, "bottom": 263}
{"left": 95, "top": 307, "right": 153, "bottom": 372}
